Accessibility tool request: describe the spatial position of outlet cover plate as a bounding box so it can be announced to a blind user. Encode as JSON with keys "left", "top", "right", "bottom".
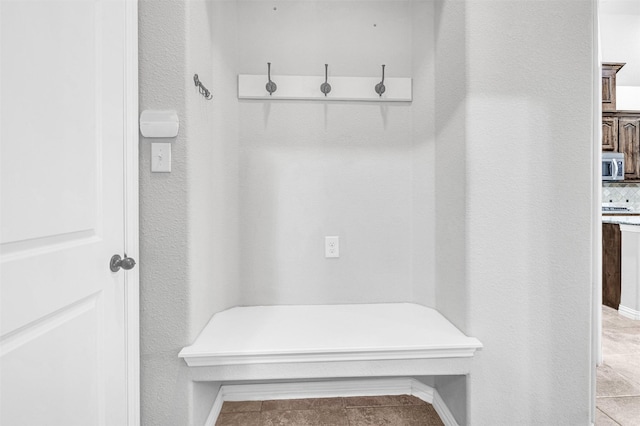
{"left": 325, "top": 236, "right": 339, "bottom": 258}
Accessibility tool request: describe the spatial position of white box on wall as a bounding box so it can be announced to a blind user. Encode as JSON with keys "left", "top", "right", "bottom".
{"left": 140, "top": 110, "right": 179, "bottom": 138}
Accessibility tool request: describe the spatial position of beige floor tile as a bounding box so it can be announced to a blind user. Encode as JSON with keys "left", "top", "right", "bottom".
{"left": 262, "top": 397, "right": 343, "bottom": 411}
{"left": 604, "top": 355, "right": 640, "bottom": 387}
{"left": 597, "top": 396, "right": 640, "bottom": 426}
{"left": 596, "top": 408, "right": 620, "bottom": 425}
{"left": 261, "top": 408, "right": 348, "bottom": 426}
{"left": 220, "top": 400, "right": 262, "bottom": 413}
{"left": 343, "top": 394, "right": 427, "bottom": 407}
{"left": 602, "top": 327, "right": 640, "bottom": 357}
{"left": 215, "top": 411, "right": 262, "bottom": 426}
{"left": 603, "top": 307, "right": 640, "bottom": 330}
{"left": 346, "top": 405, "right": 444, "bottom": 426}
{"left": 597, "top": 364, "right": 640, "bottom": 397}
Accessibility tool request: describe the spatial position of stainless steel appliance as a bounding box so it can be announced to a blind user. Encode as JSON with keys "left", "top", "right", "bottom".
{"left": 603, "top": 152, "right": 624, "bottom": 181}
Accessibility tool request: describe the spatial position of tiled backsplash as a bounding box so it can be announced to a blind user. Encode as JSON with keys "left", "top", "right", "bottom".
{"left": 603, "top": 183, "right": 640, "bottom": 212}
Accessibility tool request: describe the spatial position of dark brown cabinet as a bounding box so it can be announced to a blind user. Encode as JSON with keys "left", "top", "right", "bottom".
{"left": 602, "top": 63, "right": 624, "bottom": 112}
{"left": 603, "top": 223, "right": 621, "bottom": 310}
{"left": 601, "top": 63, "right": 640, "bottom": 180}
{"left": 620, "top": 117, "right": 640, "bottom": 179}
{"left": 604, "top": 113, "right": 640, "bottom": 180}
{"left": 602, "top": 116, "right": 618, "bottom": 151}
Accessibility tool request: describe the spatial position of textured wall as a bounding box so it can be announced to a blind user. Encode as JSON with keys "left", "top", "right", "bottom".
{"left": 236, "top": 0, "right": 436, "bottom": 306}
{"left": 434, "top": 0, "right": 468, "bottom": 332}
{"left": 139, "top": 1, "right": 238, "bottom": 425}
{"left": 186, "top": 0, "right": 240, "bottom": 344}
{"left": 433, "top": 1, "right": 468, "bottom": 423}
{"left": 411, "top": 0, "right": 437, "bottom": 306}
{"left": 463, "top": 1, "right": 593, "bottom": 424}
{"left": 434, "top": 0, "right": 594, "bottom": 423}
{"left": 139, "top": 1, "right": 191, "bottom": 424}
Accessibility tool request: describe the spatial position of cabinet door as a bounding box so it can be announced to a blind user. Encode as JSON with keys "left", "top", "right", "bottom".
{"left": 602, "top": 223, "right": 621, "bottom": 310}
{"left": 602, "top": 116, "right": 618, "bottom": 151}
{"left": 602, "top": 63, "right": 624, "bottom": 112}
{"left": 619, "top": 117, "right": 640, "bottom": 179}
{"left": 602, "top": 67, "right": 617, "bottom": 111}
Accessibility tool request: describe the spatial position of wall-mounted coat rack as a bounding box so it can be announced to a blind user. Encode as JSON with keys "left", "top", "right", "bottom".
{"left": 194, "top": 74, "right": 213, "bottom": 100}
{"left": 238, "top": 64, "right": 412, "bottom": 102}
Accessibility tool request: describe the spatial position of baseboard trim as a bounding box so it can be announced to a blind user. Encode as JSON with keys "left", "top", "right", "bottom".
{"left": 203, "top": 378, "right": 459, "bottom": 426}
{"left": 432, "top": 388, "right": 459, "bottom": 426}
{"left": 203, "top": 390, "right": 224, "bottom": 426}
{"left": 619, "top": 304, "right": 640, "bottom": 320}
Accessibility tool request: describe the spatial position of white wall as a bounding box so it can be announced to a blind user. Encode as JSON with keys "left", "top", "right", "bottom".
{"left": 433, "top": 1, "right": 468, "bottom": 420}
{"left": 186, "top": 0, "right": 240, "bottom": 339}
{"left": 236, "top": 0, "right": 436, "bottom": 306}
{"left": 600, "top": 1, "right": 640, "bottom": 109}
{"left": 411, "top": 0, "right": 437, "bottom": 306}
{"left": 432, "top": 0, "right": 594, "bottom": 424}
{"left": 139, "top": 1, "right": 239, "bottom": 424}
{"left": 139, "top": 1, "right": 191, "bottom": 424}
{"left": 434, "top": 0, "right": 467, "bottom": 332}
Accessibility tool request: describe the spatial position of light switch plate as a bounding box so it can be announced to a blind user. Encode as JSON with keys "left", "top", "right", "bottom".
{"left": 151, "top": 143, "right": 171, "bottom": 173}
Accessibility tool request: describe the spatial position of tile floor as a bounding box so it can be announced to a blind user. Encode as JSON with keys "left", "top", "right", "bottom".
{"left": 596, "top": 306, "right": 640, "bottom": 425}
{"left": 215, "top": 394, "right": 445, "bottom": 426}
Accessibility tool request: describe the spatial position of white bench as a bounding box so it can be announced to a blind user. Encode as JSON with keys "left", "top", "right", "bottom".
{"left": 180, "top": 303, "right": 482, "bottom": 382}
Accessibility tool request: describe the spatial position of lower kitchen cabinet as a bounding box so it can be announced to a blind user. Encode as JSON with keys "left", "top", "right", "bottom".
{"left": 603, "top": 223, "right": 621, "bottom": 309}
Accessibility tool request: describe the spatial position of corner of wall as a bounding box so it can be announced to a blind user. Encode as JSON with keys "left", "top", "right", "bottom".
{"left": 411, "top": 0, "right": 437, "bottom": 307}
{"left": 184, "top": 0, "right": 241, "bottom": 343}
{"left": 433, "top": 0, "right": 468, "bottom": 331}
{"left": 139, "top": 0, "right": 193, "bottom": 424}
{"left": 190, "top": 381, "right": 223, "bottom": 426}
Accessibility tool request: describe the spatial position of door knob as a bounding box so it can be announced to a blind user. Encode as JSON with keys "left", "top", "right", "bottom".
{"left": 110, "top": 254, "right": 136, "bottom": 272}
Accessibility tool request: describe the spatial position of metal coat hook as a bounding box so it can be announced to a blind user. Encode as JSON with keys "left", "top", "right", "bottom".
{"left": 320, "top": 64, "right": 331, "bottom": 96}
{"left": 265, "top": 62, "right": 277, "bottom": 96}
{"left": 193, "top": 74, "right": 213, "bottom": 100}
{"left": 375, "top": 64, "right": 386, "bottom": 97}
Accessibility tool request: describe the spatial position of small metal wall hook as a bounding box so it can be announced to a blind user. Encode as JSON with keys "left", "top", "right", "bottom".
{"left": 375, "top": 64, "right": 386, "bottom": 97}
{"left": 265, "top": 62, "right": 277, "bottom": 96}
{"left": 320, "top": 64, "right": 332, "bottom": 96}
{"left": 194, "top": 74, "right": 213, "bottom": 100}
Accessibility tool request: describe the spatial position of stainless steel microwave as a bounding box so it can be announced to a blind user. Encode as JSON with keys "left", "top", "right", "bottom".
{"left": 603, "top": 152, "right": 624, "bottom": 181}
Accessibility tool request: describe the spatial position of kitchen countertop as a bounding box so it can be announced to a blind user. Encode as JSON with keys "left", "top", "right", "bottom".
{"left": 603, "top": 216, "right": 640, "bottom": 226}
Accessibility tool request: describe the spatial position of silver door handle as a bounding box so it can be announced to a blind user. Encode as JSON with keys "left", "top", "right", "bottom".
{"left": 110, "top": 254, "right": 136, "bottom": 272}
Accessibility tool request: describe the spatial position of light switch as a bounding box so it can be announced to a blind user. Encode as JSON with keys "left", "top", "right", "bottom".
{"left": 151, "top": 143, "right": 171, "bottom": 173}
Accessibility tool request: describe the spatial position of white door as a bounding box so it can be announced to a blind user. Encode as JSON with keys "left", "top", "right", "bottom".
{"left": 0, "top": 1, "right": 138, "bottom": 425}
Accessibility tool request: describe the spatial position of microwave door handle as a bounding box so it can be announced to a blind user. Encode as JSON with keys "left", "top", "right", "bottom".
{"left": 613, "top": 158, "right": 619, "bottom": 178}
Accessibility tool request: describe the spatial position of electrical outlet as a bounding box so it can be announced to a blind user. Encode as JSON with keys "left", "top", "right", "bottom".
{"left": 325, "top": 236, "right": 339, "bottom": 258}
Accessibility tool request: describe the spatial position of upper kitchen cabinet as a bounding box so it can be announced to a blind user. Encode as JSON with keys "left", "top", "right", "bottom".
{"left": 601, "top": 61, "right": 640, "bottom": 180}
{"left": 602, "top": 62, "right": 625, "bottom": 111}
{"left": 604, "top": 111, "right": 640, "bottom": 180}
{"left": 603, "top": 116, "right": 618, "bottom": 151}
{"left": 620, "top": 116, "right": 640, "bottom": 179}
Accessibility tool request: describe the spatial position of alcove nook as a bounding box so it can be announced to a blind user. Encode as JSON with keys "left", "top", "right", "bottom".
{"left": 138, "top": 0, "right": 595, "bottom": 425}
{"left": 172, "top": 1, "right": 480, "bottom": 423}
